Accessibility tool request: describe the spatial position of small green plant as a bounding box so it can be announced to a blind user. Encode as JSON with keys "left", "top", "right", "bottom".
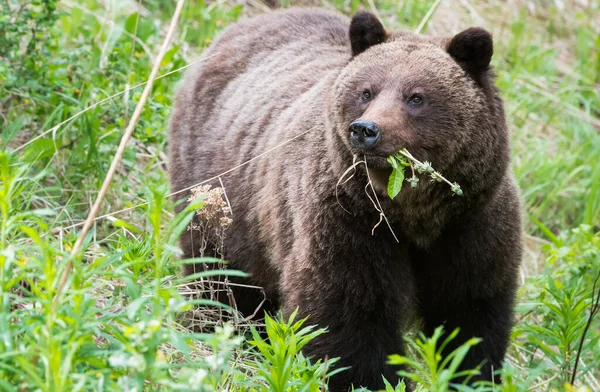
{"left": 380, "top": 378, "right": 409, "bottom": 392}
{"left": 523, "top": 279, "right": 589, "bottom": 385}
{"left": 246, "top": 309, "right": 341, "bottom": 392}
{"left": 386, "top": 149, "right": 463, "bottom": 199}
{"left": 388, "top": 327, "right": 481, "bottom": 392}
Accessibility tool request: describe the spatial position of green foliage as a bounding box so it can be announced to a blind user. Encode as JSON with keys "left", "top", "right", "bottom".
{"left": 0, "top": 0, "right": 60, "bottom": 99}
{"left": 514, "top": 225, "right": 600, "bottom": 389}
{"left": 246, "top": 310, "right": 339, "bottom": 391}
{"left": 380, "top": 378, "right": 408, "bottom": 392}
{"left": 0, "top": 0, "right": 599, "bottom": 391}
{"left": 386, "top": 149, "right": 462, "bottom": 199}
{"left": 523, "top": 279, "right": 589, "bottom": 385}
{"left": 386, "top": 153, "right": 409, "bottom": 199}
{"left": 0, "top": 150, "right": 245, "bottom": 390}
{"left": 495, "top": 4, "right": 600, "bottom": 233}
{"left": 388, "top": 327, "right": 482, "bottom": 392}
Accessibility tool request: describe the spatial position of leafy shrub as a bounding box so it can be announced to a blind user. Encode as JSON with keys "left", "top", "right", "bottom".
{"left": 246, "top": 310, "right": 339, "bottom": 392}
{"left": 388, "top": 327, "right": 481, "bottom": 392}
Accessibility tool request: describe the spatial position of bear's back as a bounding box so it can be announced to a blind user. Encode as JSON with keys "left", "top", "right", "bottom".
{"left": 169, "top": 9, "right": 352, "bottom": 197}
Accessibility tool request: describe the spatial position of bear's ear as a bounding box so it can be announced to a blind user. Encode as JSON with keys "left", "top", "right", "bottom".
{"left": 349, "top": 11, "right": 388, "bottom": 56}
{"left": 446, "top": 27, "right": 493, "bottom": 75}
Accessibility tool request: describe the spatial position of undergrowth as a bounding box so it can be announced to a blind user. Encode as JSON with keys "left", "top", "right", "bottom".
{"left": 0, "top": 0, "right": 599, "bottom": 391}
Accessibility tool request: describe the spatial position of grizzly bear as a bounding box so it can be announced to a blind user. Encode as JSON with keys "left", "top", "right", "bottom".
{"left": 169, "top": 8, "right": 522, "bottom": 391}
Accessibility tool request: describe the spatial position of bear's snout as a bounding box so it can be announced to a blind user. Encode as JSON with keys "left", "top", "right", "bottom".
{"left": 349, "top": 120, "right": 381, "bottom": 151}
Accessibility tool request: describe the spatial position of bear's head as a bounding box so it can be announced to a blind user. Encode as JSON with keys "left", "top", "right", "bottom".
{"left": 329, "top": 11, "right": 509, "bottom": 201}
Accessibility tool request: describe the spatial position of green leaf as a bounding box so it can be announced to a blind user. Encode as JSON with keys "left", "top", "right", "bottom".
{"left": 1, "top": 115, "right": 26, "bottom": 145}
{"left": 24, "top": 138, "right": 63, "bottom": 161}
{"left": 387, "top": 164, "right": 405, "bottom": 200}
{"left": 386, "top": 155, "right": 399, "bottom": 169}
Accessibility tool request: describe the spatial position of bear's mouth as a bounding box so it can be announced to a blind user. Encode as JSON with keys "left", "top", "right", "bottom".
{"left": 362, "top": 154, "right": 391, "bottom": 170}
{"left": 361, "top": 155, "right": 393, "bottom": 192}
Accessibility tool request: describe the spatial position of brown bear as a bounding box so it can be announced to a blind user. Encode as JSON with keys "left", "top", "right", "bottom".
{"left": 169, "top": 8, "right": 522, "bottom": 391}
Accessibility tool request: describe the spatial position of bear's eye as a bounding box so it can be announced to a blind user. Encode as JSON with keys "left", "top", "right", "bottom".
{"left": 408, "top": 94, "right": 424, "bottom": 106}
{"left": 361, "top": 89, "right": 373, "bottom": 103}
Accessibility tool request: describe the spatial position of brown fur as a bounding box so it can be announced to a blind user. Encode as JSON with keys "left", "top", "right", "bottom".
{"left": 169, "top": 8, "right": 522, "bottom": 391}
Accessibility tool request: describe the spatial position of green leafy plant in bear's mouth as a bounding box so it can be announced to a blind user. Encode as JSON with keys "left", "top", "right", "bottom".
{"left": 386, "top": 149, "right": 463, "bottom": 199}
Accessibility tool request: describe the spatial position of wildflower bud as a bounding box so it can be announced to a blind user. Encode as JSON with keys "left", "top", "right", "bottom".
{"left": 408, "top": 176, "right": 419, "bottom": 188}
{"left": 452, "top": 183, "right": 463, "bottom": 196}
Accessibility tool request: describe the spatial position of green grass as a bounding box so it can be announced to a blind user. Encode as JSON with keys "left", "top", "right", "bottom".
{"left": 1, "top": 0, "right": 599, "bottom": 391}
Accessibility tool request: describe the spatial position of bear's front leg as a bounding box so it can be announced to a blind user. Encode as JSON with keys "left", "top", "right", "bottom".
{"left": 413, "top": 192, "right": 522, "bottom": 387}
{"left": 419, "top": 283, "right": 517, "bottom": 385}
{"left": 281, "top": 246, "right": 414, "bottom": 392}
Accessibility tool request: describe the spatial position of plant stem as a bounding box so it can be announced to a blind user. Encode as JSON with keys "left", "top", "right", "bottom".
{"left": 399, "top": 149, "right": 460, "bottom": 191}
{"left": 52, "top": 0, "right": 187, "bottom": 308}
{"left": 570, "top": 271, "right": 600, "bottom": 385}
{"left": 0, "top": 156, "right": 11, "bottom": 314}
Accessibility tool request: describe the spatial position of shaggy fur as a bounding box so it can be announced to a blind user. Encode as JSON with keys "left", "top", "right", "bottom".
{"left": 169, "top": 8, "right": 522, "bottom": 391}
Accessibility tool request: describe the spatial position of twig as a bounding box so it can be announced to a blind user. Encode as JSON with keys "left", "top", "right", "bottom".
{"left": 524, "top": 233, "right": 552, "bottom": 245}
{"left": 320, "top": 355, "right": 329, "bottom": 392}
{"left": 459, "top": 0, "right": 484, "bottom": 24}
{"left": 334, "top": 155, "right": 400, "bottom": 241}
{"left": 414, "top": 0, "right": 442, "bottom": 34}
{"left": 518, "top": 79, "right": 600, "bottom": 130}
{"left": 366, "top": 0, "right": 382, "bottom": 22}
{"left": 365, "top": 181, "right": 384, "bottom": 234}
{"left": 52, "top": 0, "right": 187, "bottom": 307}
{"left": 57, "top": 126, "right": 317, "bottom": 232}
{"left": 335, "top": 155, "right": 362, "bottom": 214}
{"left": 242, "top": 289, "right": 267, "bottom": 322}
{"left": 363, "top": 156, "right": 399, "bottom": 243}
{"left": 217, "top": 176, "right": 233, "bottom": 217}
{"left": 398, "top": 149, "right": 462, "bottom": 195}
{"left": 529, "top": 373, "right": 559, "bottom": 390}
{"left": 570, "top": 270, "right": 600, "bottom": 385}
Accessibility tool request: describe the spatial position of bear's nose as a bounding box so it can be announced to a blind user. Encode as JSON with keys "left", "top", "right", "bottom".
{"left": 349, "top": 120, "right": 381, "bottom": 150}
